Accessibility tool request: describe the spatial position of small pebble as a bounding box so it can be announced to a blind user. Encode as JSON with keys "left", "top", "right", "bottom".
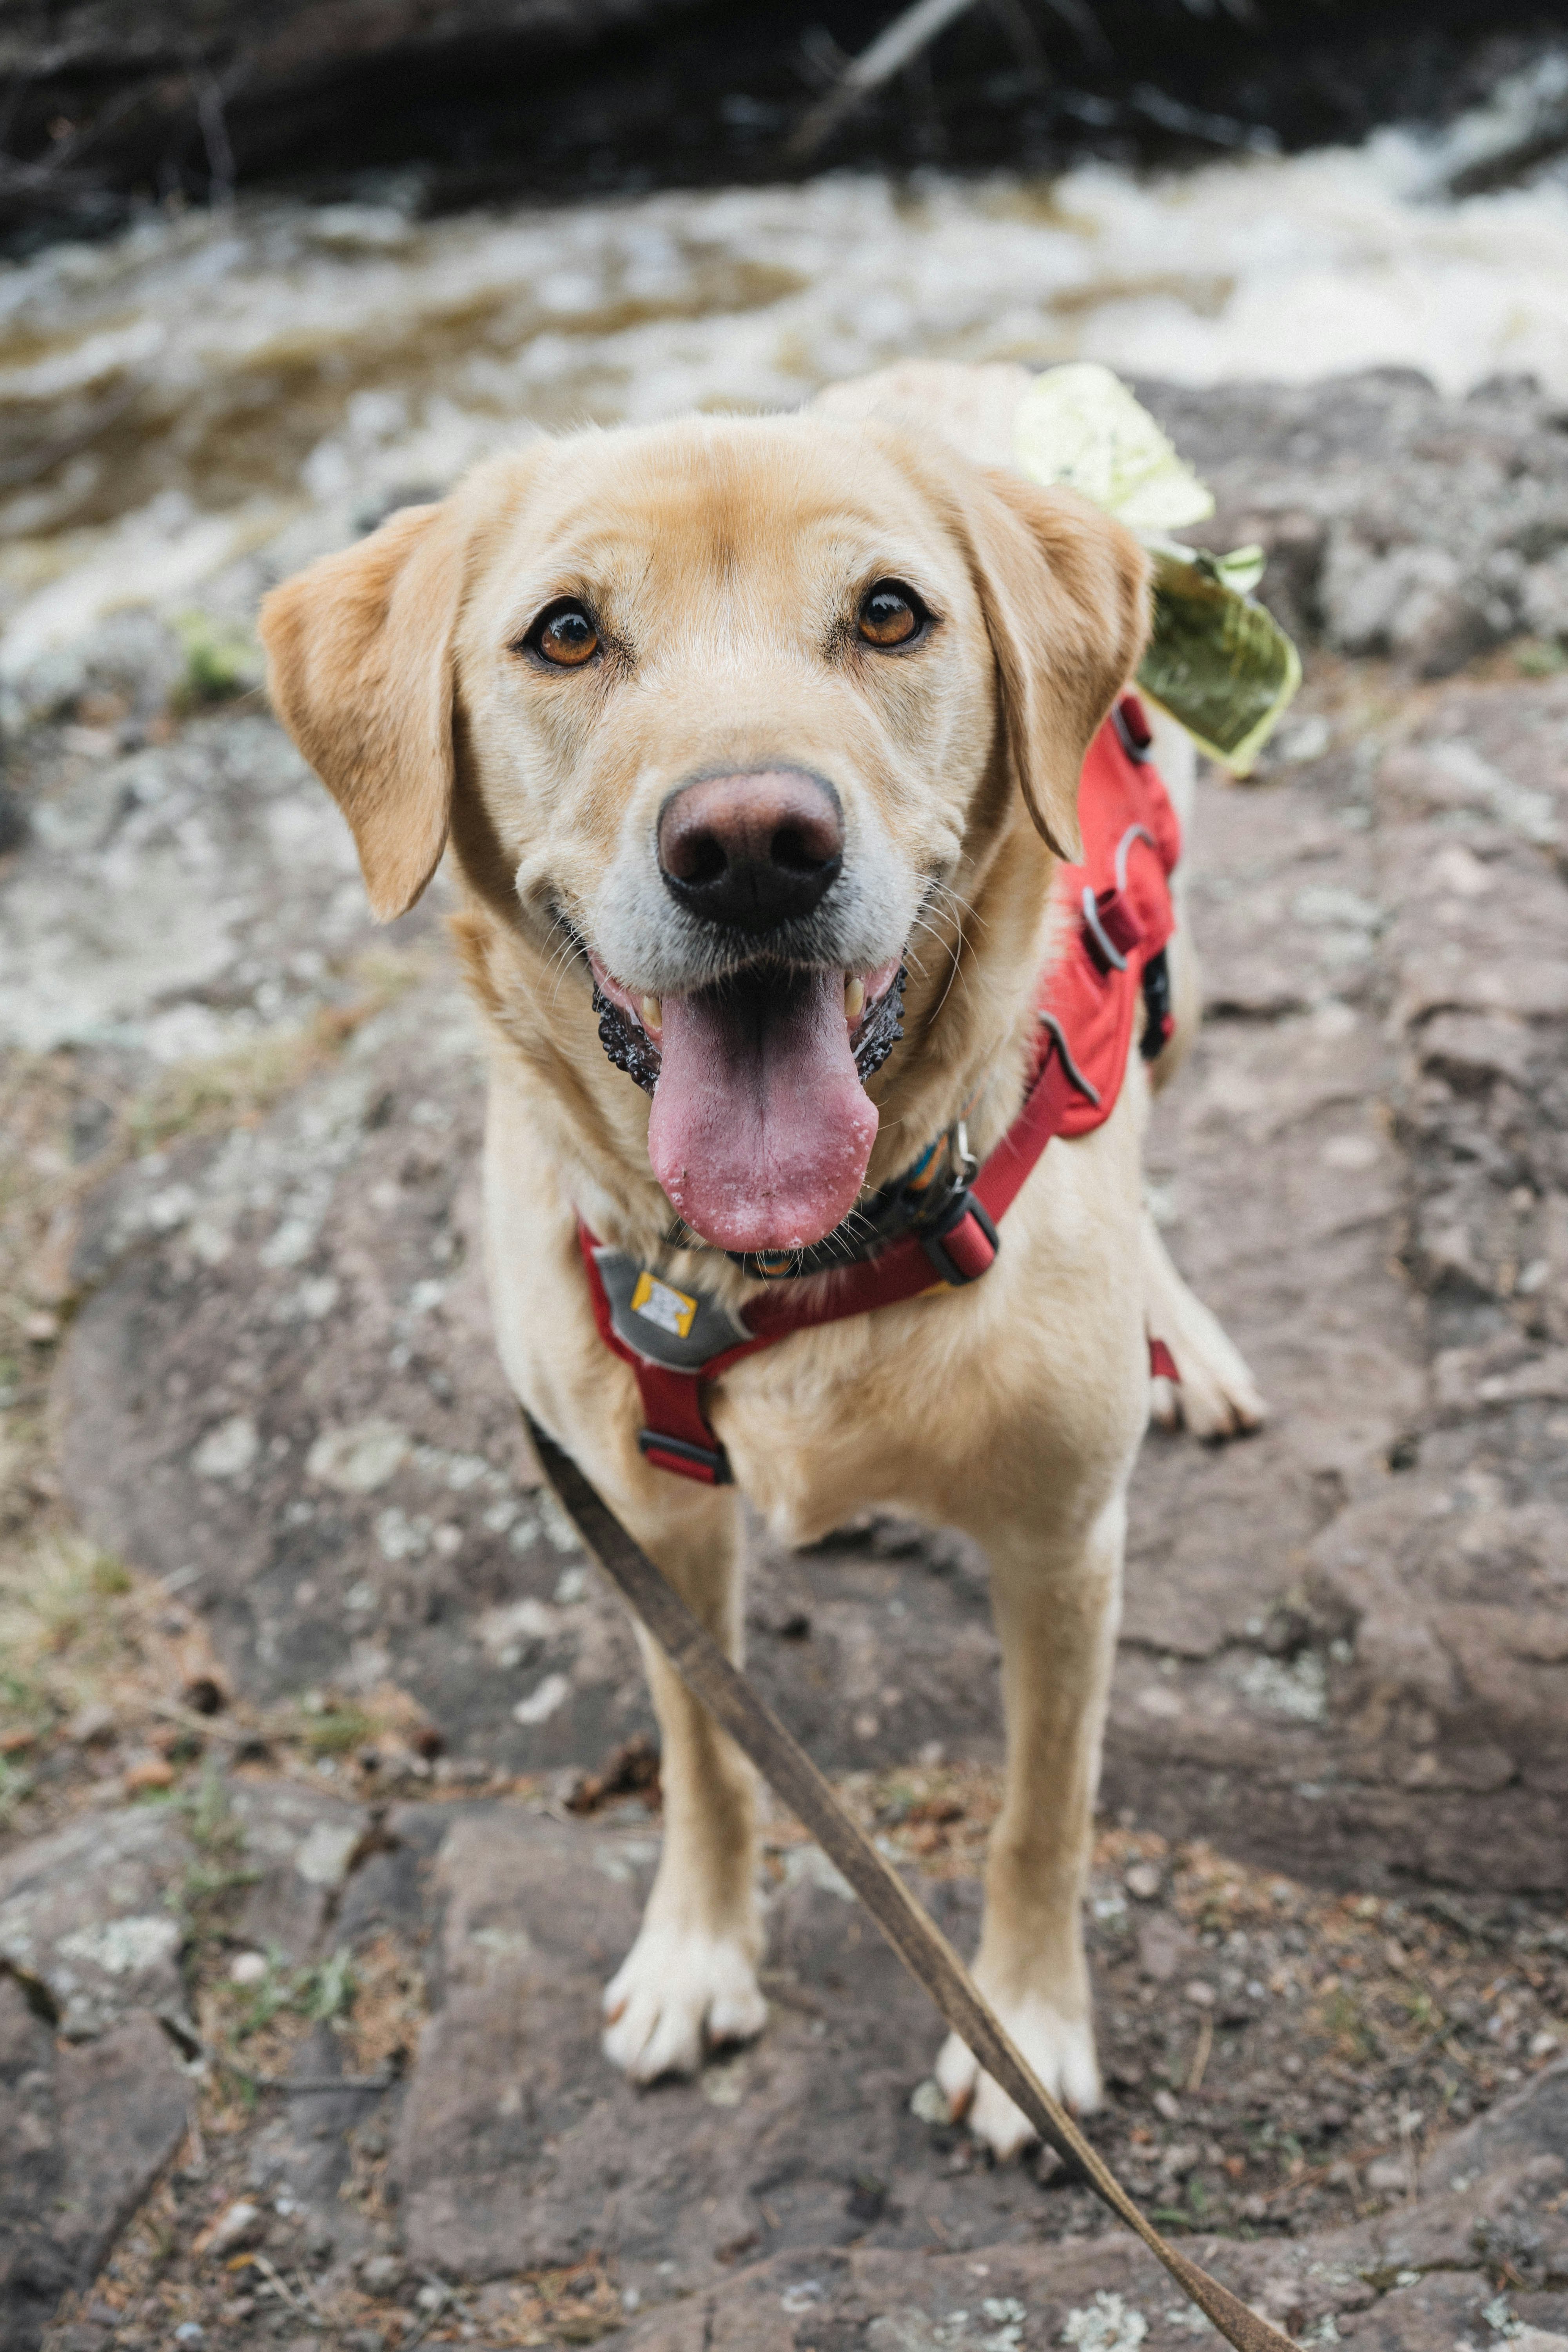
{"left": 122, "top": 1753, "right": 176, "bottom": 1793}
{"left": 205, "top": 2199, "right": 264, "bottom": 2259}
{"left": 1183, "top": 1980, "right": 1216, "bottom": 2008}
{"left": 174, "top": 2327, "right": 205, "bottom": 2346}
{"left": 1153, "top": 2087, "right": 1181, "bottom": 2122}
{"left": 229, "top": 1950, "right": 269, "bottom": 1985}
{"left": 1124, "top": 1862, "right": 1162, "bottom": 1901}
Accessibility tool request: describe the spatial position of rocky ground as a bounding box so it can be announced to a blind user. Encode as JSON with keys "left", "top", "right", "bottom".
{"left": 0, "top": 370, "right": 1566, "bottom": 2350}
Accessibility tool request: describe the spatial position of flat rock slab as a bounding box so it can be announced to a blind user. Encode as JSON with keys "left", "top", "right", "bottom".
{"left": 1113, "top": 676, "right": 1568, "bottom": 1891}
{"left": 620, "top": 2059, "right": 1568, "bottom": 2350}
{"left": 8, "top": 1784, "right": 1565, "bottom": 2350}
{"left": 387, "top": 1803, "right": 1051, "bottom": 2295}
{"left": 221, "top": 1795, "right": 1568, "bottom": 2305}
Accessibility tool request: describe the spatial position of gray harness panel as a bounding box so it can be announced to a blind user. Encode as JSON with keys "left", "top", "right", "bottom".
{"left": 592, "top": 1248, "right": 752, "bottom": 1371}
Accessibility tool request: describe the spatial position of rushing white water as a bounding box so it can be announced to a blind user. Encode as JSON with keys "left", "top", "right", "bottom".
{"left": 2, "top": 53, "right": 1566, "bottom": 683}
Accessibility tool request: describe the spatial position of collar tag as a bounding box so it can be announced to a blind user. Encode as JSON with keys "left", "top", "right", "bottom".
{"left": 593, "top": 1249, "right": 751, "bottom": 1371}
{"left": 630, "top": 1268, "right": 698, "bottom": 1338}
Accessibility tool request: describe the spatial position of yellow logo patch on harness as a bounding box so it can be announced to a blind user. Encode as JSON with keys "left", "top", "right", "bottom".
{"left": 630, "top": 1269, "right": 699, "bottom": 1339}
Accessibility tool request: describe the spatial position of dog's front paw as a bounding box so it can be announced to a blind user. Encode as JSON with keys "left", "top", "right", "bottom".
{"left": 934, "top": 1994, "right": 1100, "bottom": 2161}
{"left": 602, "top": 1927, "right": 768, "bottom": 2084}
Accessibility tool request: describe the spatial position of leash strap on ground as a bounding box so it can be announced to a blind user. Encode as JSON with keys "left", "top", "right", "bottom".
{"left": 524, "top": 1413, "right": 1296, "bottom": 2352}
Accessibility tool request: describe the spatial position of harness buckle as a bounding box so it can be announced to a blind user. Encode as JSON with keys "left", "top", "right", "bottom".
{"left": 1082, "top": 882, "right": 1142, "bottom": 975}
{"left": 636, "top": 1429, "right": 733, "bottom": 1485}
{"left": 920, "top": 1185, "right": 1001, "bottom": 1287}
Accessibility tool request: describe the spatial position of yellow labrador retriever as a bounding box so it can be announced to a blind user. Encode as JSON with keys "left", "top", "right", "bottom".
{"left": 260, "top": 361, "right": 1262, "bottom": 2158}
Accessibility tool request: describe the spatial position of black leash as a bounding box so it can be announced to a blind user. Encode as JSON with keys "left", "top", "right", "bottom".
{"left": 524, "top": 1413, "right": 1295, "bottom": 2352}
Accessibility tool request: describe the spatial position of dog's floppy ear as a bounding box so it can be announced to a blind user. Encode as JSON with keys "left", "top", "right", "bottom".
{"left": 955, "top": 470, "right": 1151, "bottom": 862}
{"left": 259, "top": 498, "right": 467, "bottom": 920}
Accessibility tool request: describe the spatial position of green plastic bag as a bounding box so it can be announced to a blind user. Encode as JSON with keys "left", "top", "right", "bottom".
{"left": 1012, "top": 363, "right": 1301, "bottom": 774}
{"left": 1142, "top": 545, "right": 1302, "bottom": 775}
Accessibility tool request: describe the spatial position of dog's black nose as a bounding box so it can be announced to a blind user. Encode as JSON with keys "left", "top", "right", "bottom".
{"left": 657, "top": 769, "right": 843, "bottom": 933}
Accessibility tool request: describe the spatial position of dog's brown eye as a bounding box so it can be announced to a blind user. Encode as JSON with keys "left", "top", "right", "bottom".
{"left": 529, "top": 600, "right": 600, "bottom": 668}
{"left": 857, "top": 581, "right": 926, "bottom": 649}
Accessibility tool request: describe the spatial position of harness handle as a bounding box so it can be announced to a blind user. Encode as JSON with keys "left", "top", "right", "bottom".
{"left": 525, "top": 1412, "right": 1296, "bottom": 2352}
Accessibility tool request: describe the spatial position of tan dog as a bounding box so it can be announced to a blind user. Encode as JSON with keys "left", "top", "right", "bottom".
{"left": 260, "top": 361, "right": 1262, "bottom": 2158}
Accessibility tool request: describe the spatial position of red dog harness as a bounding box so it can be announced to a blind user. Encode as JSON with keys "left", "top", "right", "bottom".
{"left": 580, "top": 698, "right": 1181, "bottom": 1484}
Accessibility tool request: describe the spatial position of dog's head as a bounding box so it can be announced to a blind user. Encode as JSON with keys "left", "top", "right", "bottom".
{"left": 260, "top": 412, "right": 1147, "bottom": 1256}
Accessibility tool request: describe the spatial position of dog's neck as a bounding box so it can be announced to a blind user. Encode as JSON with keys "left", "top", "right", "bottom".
{"left": 449, "top": 790, "right": 1057, "bottom": 1308}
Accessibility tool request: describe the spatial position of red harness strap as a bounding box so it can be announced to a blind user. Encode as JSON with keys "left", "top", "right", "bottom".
{"left": 580, "top": 700, "right": 1181, "bottom": 1483}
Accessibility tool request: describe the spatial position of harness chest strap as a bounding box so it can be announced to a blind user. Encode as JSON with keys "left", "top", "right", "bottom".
{"left": 581, "top": 700, "right": 1181, "bottom": 1485}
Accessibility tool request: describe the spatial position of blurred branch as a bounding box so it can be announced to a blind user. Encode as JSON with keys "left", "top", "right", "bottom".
{"left": 788, "top": 0, "right": 982, "bottom": 158}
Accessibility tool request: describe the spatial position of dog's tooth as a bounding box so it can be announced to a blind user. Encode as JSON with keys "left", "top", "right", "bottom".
{"left": 844, "top": 975, "right": 866, "bottom": 1023}
{"left": 640, "top": 994, "right": 663, "bottom": 1035}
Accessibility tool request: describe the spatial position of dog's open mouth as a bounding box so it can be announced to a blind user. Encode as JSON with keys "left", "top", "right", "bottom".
{"left": 590, "top": 956, "right": 905, "bottom": 1253}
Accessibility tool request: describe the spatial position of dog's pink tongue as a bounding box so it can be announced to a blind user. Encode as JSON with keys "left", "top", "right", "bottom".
{"left": 648, "top": 970, "right": 877, "bottom": 1252}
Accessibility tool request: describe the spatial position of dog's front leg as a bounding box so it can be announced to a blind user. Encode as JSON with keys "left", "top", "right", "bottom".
{"left": 935, "top": 1487, "right": 1126, "bottom": 2158}
{"left": 601, "top": 1488, "right": 768, "bottom": 2083}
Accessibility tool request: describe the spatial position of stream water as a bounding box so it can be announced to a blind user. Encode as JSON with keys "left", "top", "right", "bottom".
{"left": 2, "top": 51, "right": 1566, "bottom": 688}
